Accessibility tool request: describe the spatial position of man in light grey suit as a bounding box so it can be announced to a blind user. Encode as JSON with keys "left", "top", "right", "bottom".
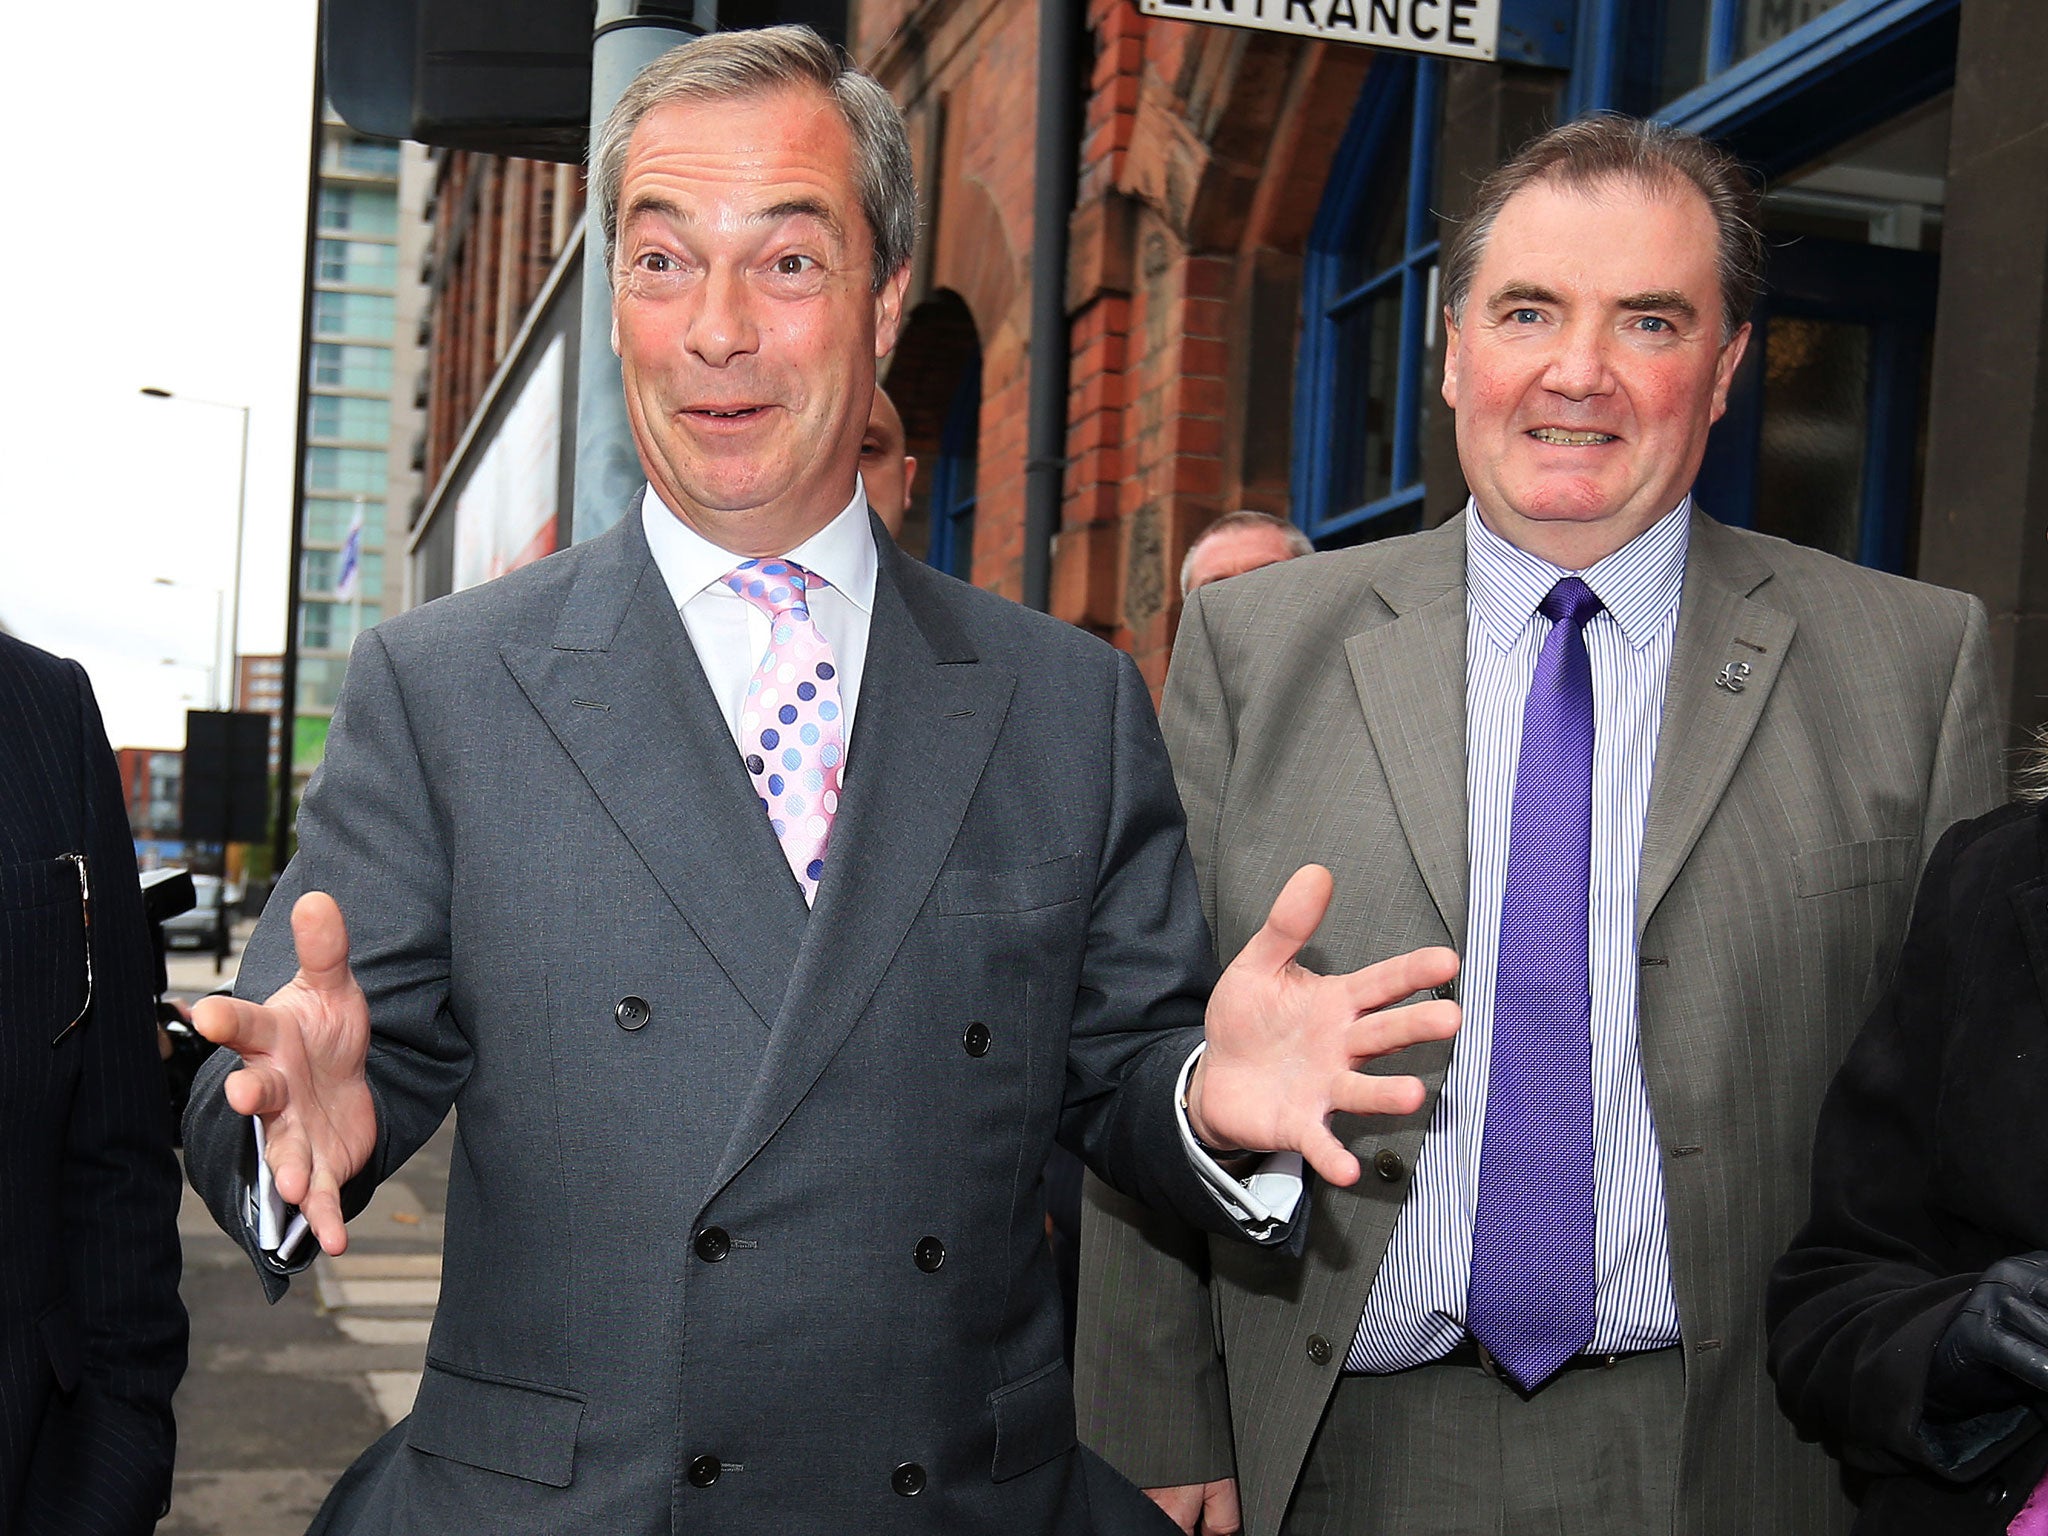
{"left": 179, "top": 27, "right": 1460, "bottom": 1536}
{"left": 1075, "top": 117, "right": 2003, "bottom": 1535}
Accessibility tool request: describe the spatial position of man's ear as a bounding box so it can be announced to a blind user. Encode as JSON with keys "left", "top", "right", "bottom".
{"left": 874, "top": 264, "right": 912, "bottom": 358}
{"left": 611, "top": 307, "right": 621, "bottom": 357}
{"left": 903, "top": 455, "right": 919, "bottom": 503}
{"left": 1441, "top": 308, "right": 1462, "bottom": 410}
{"left": 1709, "top": 320, "right": 1752, "bottom": 422}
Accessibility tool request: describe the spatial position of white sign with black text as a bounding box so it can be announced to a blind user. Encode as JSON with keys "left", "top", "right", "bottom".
{"left": 1137, "top": 0, "right": 1500, "bottom": 61}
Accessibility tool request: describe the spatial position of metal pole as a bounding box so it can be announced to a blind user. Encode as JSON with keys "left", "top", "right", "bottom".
{"left": 277, "top": 0, "right": 326, "bottom": 878}
{"left": 230, "top": 402, "right": 250, "bottom": 707}
{"left": 1023, "top": 0, "right": 1080, "bottom": 613}
{"left": 572, "top": 1, "right": 711, "bottom": 543}
{"left": 212, "top": 590, "right": 226, "bottom": 710}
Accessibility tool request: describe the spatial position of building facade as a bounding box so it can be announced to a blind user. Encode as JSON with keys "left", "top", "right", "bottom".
{"left": 397, "top": 1, "right": 2046, "bottom": 746}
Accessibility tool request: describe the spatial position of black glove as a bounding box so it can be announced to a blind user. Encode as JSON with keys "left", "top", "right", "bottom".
{"left": 1925, "top": 1253, "right": 2048, "bottom": 1422}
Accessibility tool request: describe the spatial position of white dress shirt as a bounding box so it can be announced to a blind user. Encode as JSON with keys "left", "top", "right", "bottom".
{"left": 1347, "top": 497, "right": 1691, "bottom": 1372}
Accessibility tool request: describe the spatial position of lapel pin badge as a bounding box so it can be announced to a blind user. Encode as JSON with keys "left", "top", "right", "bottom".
{"left": 1715, "top": 661, "right": 1752, "bottom": 694}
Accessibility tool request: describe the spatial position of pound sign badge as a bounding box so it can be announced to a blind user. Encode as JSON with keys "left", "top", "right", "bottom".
{"left": 1715, "top": 661, "right": 1752, "bottom": 694}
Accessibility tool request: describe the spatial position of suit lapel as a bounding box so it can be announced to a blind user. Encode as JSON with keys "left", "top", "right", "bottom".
{"left": 499, "top": 509, "right": 807, "bottom": 1031}
{"left": 704, "top": 537, "right": 1016, "bottom": 1199}
{"left": 1636, "top": 511, "right": 1796, "bottom": 933}
{"left": 1344, "top": 517, "right": 1470, "bottom": 947}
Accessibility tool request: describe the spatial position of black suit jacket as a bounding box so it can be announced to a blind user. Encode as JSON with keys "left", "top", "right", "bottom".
{"left": 1770, "top": 797, "right": 2048, "bottom": 1532}
{"left": 0, "top": 636, "right": 185, "bottom": 1534}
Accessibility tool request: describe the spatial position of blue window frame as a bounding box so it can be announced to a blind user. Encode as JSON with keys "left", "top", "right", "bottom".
{"left": 1292, "top": 56, "right": 1443, "bottom": 547}
{"left": 924, "top": 364, "right": 980, "bottom": 581}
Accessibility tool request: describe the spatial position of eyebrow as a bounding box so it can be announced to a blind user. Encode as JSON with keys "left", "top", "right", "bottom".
{"left": 1488, "top": 282, "right": 1562, "bottom": 308}
{"left": 1486, "top": 282, "right": 1699, "bottom": 320}
{"left": 622, "top": 192, "right": 843, "bottom": 239}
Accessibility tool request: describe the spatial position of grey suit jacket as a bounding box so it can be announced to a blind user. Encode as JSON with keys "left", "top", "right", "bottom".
{"left": 183, "top": 506, "right": 1239, "bottom": 1536}
{"left": 1074, "top": 510, "right": 2004, "bottom": 1536}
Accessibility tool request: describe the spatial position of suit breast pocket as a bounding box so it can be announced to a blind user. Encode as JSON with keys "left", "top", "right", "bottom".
{"left": 1793, "top": 836, "right": 1916, "bottom": 897}
{"left": 406, "top": 1358, "right": 585, "bottom": 1487}
{"left": 0, "top": 858, "right": 87, "bottom": 1042}
{"left": 937, "top": 853, "right": 1088, "bottom": 916}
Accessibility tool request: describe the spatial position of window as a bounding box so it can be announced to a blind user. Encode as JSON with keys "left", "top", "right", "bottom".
{"left": 310, "top": 344, "right": 391, "bottom": 391}
{"left": 317, "top": 184, "right": 398, "bottom": 236}
{"left": 313, "top": 291, "right": 396, "bottom": 341}
{"left": 300, "top": 601, "right": 336, "bottom": 652}
{"left": 1581, "top": 0, "right": 1866, "bottom": 120}
{"left": 304, "top": 498, "right": 385, "bottom": 546}
{"left": 925, "top": 363, "right": 980, "bottom": 580}
{"left": 1292, "top": 57, "right": 1444, "bottom": 546}
{"left": 306, "top": 447, "right": 387, "bottom": 494}
{"left": 336, "top": 138, "right": 400, "bottom": 176}
{"left": 308, "top": 395, "right": 391, "bottom": 444}
{"left": 303, "top": 550, "right": 336, "bottom": 594}
{"left": 316, "top": 238, "right": 398, "bottom": 288}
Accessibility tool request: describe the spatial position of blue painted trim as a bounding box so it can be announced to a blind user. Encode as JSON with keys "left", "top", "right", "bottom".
{"left": 1565, "top": 0, "right": 1626, "bottom": 116}
{"left": 1499, "top": 0, "right": 1578, "bottom": 68}
{"left": 1705, "top": 0, "right": 1742, "bottom": 79}
{"left": 1292, "top": 57, "right": 1443, "bottom": 548}
{"left": 924, "top": 361, "right": 980, "bottom": 579}
{"left": 1656, "top": 0, "right": 1957, "bottom": 137}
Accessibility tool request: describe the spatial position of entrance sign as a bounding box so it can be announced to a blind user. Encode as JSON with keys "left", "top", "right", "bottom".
{"left": 1138, "top": 0, "right": 1500, "bottom": 61}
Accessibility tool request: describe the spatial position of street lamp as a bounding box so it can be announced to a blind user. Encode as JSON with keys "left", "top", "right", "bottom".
{"left": 153, "top": 578, "right": 225, "bottom": 710}
{"left": 140, "top": 387, "right": 251, "bottom": 709}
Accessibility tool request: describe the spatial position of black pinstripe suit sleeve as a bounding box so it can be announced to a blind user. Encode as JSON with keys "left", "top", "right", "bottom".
{"left": 1, "top": 643, "right": 186, "bottom": 1534}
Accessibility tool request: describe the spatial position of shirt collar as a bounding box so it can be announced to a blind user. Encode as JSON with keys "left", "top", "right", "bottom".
{"left": 640, "top": 482, "right": 879, "bottom": 615}
{"left": 1465, "top": 495, "right": 1691, "bottom": 653}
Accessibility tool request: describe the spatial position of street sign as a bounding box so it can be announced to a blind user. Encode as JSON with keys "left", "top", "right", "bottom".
{"left": 1138, "top": 0, "right": 1501, "bottom": 62}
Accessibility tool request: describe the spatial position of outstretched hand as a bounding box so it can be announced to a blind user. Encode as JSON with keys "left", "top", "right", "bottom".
{"left": 191, "top": 892, "right": 376, "bottom": 1256}
{"left": 1189, "top": 865, "right": 1459, "bottom": 1187}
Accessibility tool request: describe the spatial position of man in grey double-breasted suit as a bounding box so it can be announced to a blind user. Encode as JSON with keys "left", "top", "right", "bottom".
{"left": 1075, "top": 118, "right": 2003, "bottom": 1535}
{"left": 181, "top": 27, "right": 1461, "bottom": 1536}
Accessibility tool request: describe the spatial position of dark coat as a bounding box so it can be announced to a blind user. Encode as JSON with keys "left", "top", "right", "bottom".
{"left": 1770, "top": 796, "right": 2048, "bottom": 1532}
{"left": 184, "top": 510, "right": 1227, "bottom": 1534}
{"left": 0, "top": 635, "right": 186, "bottom": 1534}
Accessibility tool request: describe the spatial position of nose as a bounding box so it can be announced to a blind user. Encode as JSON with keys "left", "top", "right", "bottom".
{"left": 684, "top": 265, "right": 759, "bottom": 368}
{"left": 1541, "top": 316, "right": 1615, "bottom": 401}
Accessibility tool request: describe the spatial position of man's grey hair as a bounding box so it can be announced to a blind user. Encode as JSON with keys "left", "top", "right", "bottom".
{"left": 589, "top": 25, "right": 917, "bottom": 291}
{"left": 2016, "top": 723, "right": 2048, "bottom": 804}
{"left": 1441, "top": 114, "right": 1765, "bottom": 344}
{"left": 1180, "top": 510, "right": 1314, "bottom": 595}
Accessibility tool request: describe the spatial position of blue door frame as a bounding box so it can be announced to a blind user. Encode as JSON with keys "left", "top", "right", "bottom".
{"left": 924, "top": 361, "right": 981, "bottom": 581}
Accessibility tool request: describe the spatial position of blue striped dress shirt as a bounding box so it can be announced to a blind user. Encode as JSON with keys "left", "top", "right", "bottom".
{"left": 1348, "top": 498, "right": 1690, "bottom": 1373}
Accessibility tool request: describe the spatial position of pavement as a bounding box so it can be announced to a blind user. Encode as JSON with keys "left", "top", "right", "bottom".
{"left": 161, "top": 919, "right": 452, "bottom": 1535}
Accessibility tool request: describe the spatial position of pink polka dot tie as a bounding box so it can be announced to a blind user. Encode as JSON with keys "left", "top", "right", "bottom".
{"left": 726, "top": 559, "right": 844, "bottom": 904}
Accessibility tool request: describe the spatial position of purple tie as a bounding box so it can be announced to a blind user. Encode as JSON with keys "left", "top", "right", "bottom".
{"left": 1467, "top": 576, "right": 1603, "bottom": 1392}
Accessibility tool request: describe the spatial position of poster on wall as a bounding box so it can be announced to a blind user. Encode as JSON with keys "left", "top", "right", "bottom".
{"left": 453, "top": 333, "right": 565, "bottom": 593}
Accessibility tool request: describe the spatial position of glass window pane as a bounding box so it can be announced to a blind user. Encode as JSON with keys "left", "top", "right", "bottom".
{"left": 315, "top": 238, "right": 397, "bottom": 288}
{"left": 1739, "top": 0, "right": 1850, "bottom": 62}
{"left": 1751, "top": 316, "right": 1869, "bottom": 561}
{"left": 304, "top": 498, "right": 385, "bottom": 545}
{"left": 306, "top": 447, "right": 387, "bottom": 494}
{"left": 337, "top": 139, "right": 399, "bottom": 176}
{"left": 1327, "top": 290, "right": 1403, "bottom": 514}
{"left": 317, "top": 185, "right": 397, "bottom": 237}
{"left": 308, "top": 395, "right": 390, "bottom": 444}
{"left": 1627, "top": 0, "right": 1711, "bottom": 105}
{"left": 1333, "top": 93, "right": 1414, "bottom": 298}
{"left": 313, "top": 291, "right": 396, "bottom": 341}
{"left": 309, "top": 344, "right": 392, "bottom": 392}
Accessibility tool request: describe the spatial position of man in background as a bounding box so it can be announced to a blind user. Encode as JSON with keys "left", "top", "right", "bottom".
{"left": 1180, "top": 511, "right": 1312, "bottom": 596}
{"left": 1077, "top": 115, "right": 2002, "bottom": 1536}
{"left": 861, "top": 384, "right": 917, "bottom": 537}
{"left": 0, "top": 633, "right": 185, "bottom": 1534}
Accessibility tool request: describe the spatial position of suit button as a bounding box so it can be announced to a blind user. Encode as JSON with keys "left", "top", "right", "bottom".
{"left": 892, "top": 1462, "right": 927, "bottom": 1496}
{"left": 963, "top": 1022, "right": 991, "bottom": 1056}
{"left": 694, "top": 1227, "right": 731, "bottom": 1263}
{"left": 615, "top": 995, "right": 651, "bottom": 1031}
{"left": 1307, "top": 1334, "right": 1333, "bottom": 1366}
{"left": 1986, "top": 1479, "right": 2009, "bottom": 1507}
{"left": 1431, "top": 979, "right": 1457, "bottom": 1003}
{"left": 914, "top": 1236, "right": 946, "bottom": 1272}
{"left": 1374, "top": 1149, "right": 1407, "bottom": 1182}
{"left": 688, "top": 1454, "right": 721, "bottom": 1487}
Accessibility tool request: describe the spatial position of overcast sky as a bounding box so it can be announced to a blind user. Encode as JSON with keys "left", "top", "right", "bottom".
{"left": 0, "top": 1, "right": 321, "bottom": 747}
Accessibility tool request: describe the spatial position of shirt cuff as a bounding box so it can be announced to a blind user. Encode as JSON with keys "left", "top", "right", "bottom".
{"left": 1175, "top": 1043, "right": 1306, "bottom": 1239}
{"left": 250, "top": 1117, "right": 314, "bottom": 1266}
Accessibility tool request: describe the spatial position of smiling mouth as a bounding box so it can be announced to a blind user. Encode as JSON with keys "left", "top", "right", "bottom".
{"left": 1529, "top": 427, "right": 1617, "bottom": 446}
{"left": 687, "top": 406, "right": 768, "bottom": 420}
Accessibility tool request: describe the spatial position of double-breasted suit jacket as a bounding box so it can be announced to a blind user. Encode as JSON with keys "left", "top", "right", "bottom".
{"left": 1075, "top": 509, "right": 2003, "bottom": 1536}
{"left": 185, "top": 505, "right": 1234, "bottom": 1535}
{"left": 0, "top": 635, "right": 185, "bottom": 1535}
